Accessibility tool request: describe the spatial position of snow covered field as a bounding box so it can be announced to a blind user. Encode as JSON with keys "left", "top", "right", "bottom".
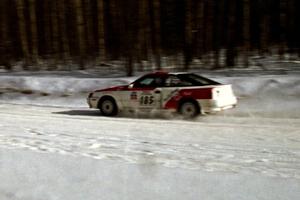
{"left": 0, "top": 69, "right": 300, "bottom": 200}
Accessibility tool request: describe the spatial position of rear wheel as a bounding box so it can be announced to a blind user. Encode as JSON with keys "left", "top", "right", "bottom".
{"left": 99, "top": 97, "right": 118, "bottom": 116}
{"left": 179, "top": 101, "right": 200, "bottom": 118}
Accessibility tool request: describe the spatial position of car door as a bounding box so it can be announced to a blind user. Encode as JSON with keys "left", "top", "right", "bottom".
{"left": 160, "top": 75, "right": 194, "bottom": 108}
{"left": 126, "top": 75, "right": 163, "bottom": 111}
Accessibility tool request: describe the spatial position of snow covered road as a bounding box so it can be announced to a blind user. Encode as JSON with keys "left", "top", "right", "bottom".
{"left": 1, "top": 103, "right": 299, "bottom": 179}
{"left": 1, "top": 71, "right": 300, "bottom": 199}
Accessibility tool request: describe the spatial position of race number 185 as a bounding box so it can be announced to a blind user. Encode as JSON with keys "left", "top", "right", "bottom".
{"left": 140, "top": 95, "right": 154, "bottom": 105}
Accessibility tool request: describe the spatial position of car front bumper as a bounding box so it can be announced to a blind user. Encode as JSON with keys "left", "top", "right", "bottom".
{"left": 87, "top": 97, "right": 99, "bottom": 108}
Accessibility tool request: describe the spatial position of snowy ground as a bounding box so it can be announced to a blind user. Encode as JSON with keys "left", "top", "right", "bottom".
{"left": 0, "top": 68, "right": 300, "bottom": 200}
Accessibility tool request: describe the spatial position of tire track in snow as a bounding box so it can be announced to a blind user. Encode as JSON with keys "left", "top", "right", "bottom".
{"left": 0, "top": 104, "right": 300, "bottom": 179}
{"left": 0, "top": 127, "right": 299, "bottom": 179}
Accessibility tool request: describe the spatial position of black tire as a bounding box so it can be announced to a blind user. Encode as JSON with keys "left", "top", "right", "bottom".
{"left": 179, "top": 100, "right": 200, "bottom": 118}
{"left": 98, "top": 97, "right": 118, "bottom": 116}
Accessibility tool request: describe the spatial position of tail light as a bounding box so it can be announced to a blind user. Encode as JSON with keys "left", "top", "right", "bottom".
{"left": 212, "top": 88, "right": 220, "bottom": 99}
{"left": 212, "top": 85, "right": 234, "bottom": 99}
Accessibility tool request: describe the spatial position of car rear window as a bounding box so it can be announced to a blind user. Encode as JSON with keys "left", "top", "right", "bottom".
{"left": 176, "top": 74, "right": 221, "bottom": 86}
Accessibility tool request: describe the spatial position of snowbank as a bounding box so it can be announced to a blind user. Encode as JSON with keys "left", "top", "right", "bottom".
{"left": 0, "top": 74, "right": 134, "bottom": 107}
{"left": 0, "top": 76, "right": 133, "bottom": 95}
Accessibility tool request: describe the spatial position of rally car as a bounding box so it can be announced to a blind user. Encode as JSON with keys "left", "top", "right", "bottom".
{"left": 87, "top": 72, "right": 237, "bottom": 117}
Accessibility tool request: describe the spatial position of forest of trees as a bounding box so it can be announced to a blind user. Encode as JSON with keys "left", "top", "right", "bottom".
{"left": 0, "top": 0, "right": 299, "bottom": 75}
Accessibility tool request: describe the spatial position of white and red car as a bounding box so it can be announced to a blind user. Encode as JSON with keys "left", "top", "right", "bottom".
{"left": 87, "top": 72, "right": 237, "bottom": 117}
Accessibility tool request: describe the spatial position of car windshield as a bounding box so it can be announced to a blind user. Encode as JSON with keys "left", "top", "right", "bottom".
{"left": 133, "top": 75, "right": 165, "bottom": 88}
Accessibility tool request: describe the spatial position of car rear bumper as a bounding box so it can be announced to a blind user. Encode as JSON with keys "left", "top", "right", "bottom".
{"left": 198, "top": 97, "right": 237, "bottom": 113}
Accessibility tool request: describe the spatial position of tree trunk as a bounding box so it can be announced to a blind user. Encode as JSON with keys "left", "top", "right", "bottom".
{"left": 109, "top": 0, "right": 121, "bottom": 59}
{"left": 136, "top": 0, "right": 149, "bottom": 71}
{"left": 51, "top": 0, "right": 60, "bottom": 68}
{"left": 243, "top": 0, "right": 251, "bottom": 67}
{"left": 278, "top": 0, "right": 287, "bottom": 60}
{"left": 143, "top": 0, "right": 153, "bottom": 65}
{"left": 57, "top": 0, "right": 70, "bottom": 64}
{"left": 0, "top": 0, "right": 11, "bottom": 70}
{"left": 84, "top": 0, "right": 95, "bottom": 58}
{"left": 126, "top": 56, "right": 133, "bottom": 77}
{"left": 260, "top": 15, "right": 270, "bottom": 56}
{"left": 74, "top": 0, "right": 86, "bottom": 69}
{"left": 152, "top": 0, "right": 161, "bottom": 70}
{"left": 43, "top": 0, "right": 52, "bottom": 61}
{"left": 16, "top": 0, "right": 30, "bottom": 69}
{"left": 184, "top": 0, "right": 193, "bottom": 70}
{"left": 97, "top": 0, "right": 106, "bottom": 62}
{"left": 286, "top": 0, "right": 296, "bottom": 58}
{"left": 121, "top": 0, "right": 136, "bottom": 76}
{"left": 195, "top": 0, "right": 205, "bottom": 59}
{"left": 225, "top": 0, "right": 236, "bottom": 67}
{"left": 212, "top": 0, "right": 221, "bottom": 69}
{"left": 28, "top": 0, "right": 39, "bottom": 66}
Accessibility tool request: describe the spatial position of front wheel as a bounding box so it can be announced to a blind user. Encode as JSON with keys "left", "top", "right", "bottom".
{"left": 99, "top": 98, "right": 118, "bottom": 116}
{"left": 179, "top": 101, "right": 200, "bottom": 118}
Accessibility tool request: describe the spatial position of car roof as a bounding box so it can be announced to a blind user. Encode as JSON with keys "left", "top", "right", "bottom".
{"left": 147, "top": 71, "right": 191, "bottom": 76}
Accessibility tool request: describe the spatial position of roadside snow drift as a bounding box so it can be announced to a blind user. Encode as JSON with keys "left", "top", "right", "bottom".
{"left": 0, "top": 72, "right": 300, "bottom": 118}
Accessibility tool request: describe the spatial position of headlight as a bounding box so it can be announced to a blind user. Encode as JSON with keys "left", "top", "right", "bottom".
{"left": 88, "top": 93, "right": 93, "bottom": 98}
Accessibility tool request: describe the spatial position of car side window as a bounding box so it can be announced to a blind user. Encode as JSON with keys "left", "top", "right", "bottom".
{"left": 140, "top": 77, "right": 155, "bottom": 86}
{"left": 134, "top": 76, "right": 164, "bottom": 88}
